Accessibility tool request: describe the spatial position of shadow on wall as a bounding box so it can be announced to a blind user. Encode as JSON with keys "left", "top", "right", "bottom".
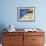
{"left": 0, "top": 24, "right": 7, "bottom": 43}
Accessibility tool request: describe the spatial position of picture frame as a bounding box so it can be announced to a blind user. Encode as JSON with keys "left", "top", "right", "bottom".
{"left": 17, "top": 7, "right": 35, "bottom": 22}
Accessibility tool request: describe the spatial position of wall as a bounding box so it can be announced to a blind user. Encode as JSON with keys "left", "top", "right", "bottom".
{"left": 0, "top": 0, "right": 46, "bottom": 30}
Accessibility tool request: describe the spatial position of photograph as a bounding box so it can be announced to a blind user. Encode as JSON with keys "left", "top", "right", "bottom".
{"left": 17, "top": 7, "right": 35, "bottom": 22}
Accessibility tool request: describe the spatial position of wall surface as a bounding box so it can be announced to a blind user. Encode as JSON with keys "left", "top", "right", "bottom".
{"left": 0, "top": 0, "right": 46, "bottom": 43}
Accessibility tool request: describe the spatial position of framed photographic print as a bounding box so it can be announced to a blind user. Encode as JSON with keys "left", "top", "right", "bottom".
{"left": 17, "top": 7, "right": 35, "bottom": 22}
